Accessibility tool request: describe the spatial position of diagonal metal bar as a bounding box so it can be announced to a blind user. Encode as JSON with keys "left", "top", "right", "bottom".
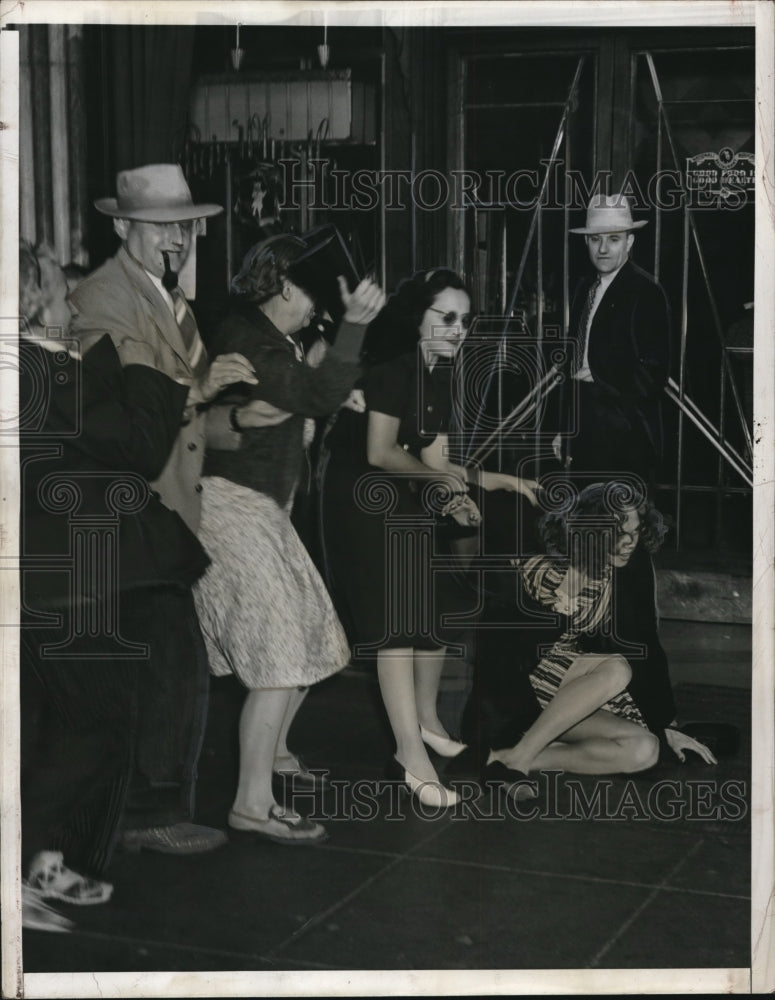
{"left": 468, "top": 365, "right": 562, "bottom": 466}
{"left": 666, "top": 379, "right": 753, "bottom": 487}
{"left": 644, "top": 52, "right": 753, "bottom": 462}
{"left": 463, "top": 55, "right": 586, "bottom": 463}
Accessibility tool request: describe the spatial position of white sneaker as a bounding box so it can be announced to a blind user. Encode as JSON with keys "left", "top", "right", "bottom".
{"left": 26, "top": 851, "right": 113, "bottom": 906}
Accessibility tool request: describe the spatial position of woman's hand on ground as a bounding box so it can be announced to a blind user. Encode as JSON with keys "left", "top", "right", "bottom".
{"left": 338, "top": 275, "right": 386, "bottom": 325}
{"left": 664, "top": 727, "right": 718, "bottom": 765}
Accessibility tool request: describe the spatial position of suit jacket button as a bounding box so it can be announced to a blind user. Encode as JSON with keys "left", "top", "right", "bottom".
{"left": 188, "top": 442, "right": 197, "bottom": 451}
{"left": 195, "top": 484, "right": 203, "bottom": 494}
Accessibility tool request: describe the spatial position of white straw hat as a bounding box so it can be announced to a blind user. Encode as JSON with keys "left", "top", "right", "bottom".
{"left": 570, "top": 193, "right": 647, "bottom": 235}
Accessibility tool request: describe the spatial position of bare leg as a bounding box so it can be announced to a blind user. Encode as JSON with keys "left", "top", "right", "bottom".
{"left": 530, "top": 709, "right": 660, "bottom": 775}
{"left": 232, "top": 687, "right": 293, "bottom": 818}
{"left": 489, "top": 653, "right": 632, "bottom": 773}
{"left": 413, "top": 647, "right": 450, "bottom": 737}
{"left": 377, "top": 648, "right": 438, "bottom": 783}
{"left": 274, "top": 686, "right": 308, "bottom": 762}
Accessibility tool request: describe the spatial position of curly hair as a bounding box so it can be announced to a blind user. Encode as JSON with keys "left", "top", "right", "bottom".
{"left": 361, "top": 267, "right": 470, "bottom": 365}
{"left": 538, "top": 481, "right": 668, "bottom": 572}
{"left": 230, "top": 233, "right": 308, "bottom": 304}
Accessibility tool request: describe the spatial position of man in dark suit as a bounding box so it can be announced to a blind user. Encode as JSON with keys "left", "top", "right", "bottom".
{"left": 554, "top": 193, "right": 671, "bottom": 486}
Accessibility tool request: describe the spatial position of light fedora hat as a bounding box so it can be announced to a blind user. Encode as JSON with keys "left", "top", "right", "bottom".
{"left": 95, "top": 163, "right": 223, "bottom": 222}
{"left": 570, "top": 193, "right": 647, "bottom": 235}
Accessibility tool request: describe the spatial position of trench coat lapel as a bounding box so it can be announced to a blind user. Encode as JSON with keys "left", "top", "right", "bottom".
{"left": 116, "top": 248, "right": 192, "bottom": 374}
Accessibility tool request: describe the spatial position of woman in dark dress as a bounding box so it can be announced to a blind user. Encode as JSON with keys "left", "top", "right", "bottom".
{"left": 19, "top": 243, "right": 211, "bottom": 928}
{"left": 321, "top": 269, "right": 538, "bottom": 808}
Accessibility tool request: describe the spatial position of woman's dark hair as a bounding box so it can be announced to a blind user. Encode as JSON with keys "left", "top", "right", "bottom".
{"left": 231, "top": 233, "right": 307, "bottom": 304}
{"left": 361, "top": 267, "right": 470, "bottom": 365}
{"left": 538, "top": 481, "right": 668, "bottom": 573}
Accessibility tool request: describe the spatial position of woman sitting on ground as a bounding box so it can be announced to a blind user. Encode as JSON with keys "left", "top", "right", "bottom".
{"left": 486, "top": 481, "right": 714, "bottom": 794}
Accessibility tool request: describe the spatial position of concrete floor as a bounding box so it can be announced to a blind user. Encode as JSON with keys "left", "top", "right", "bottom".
{"left": 21, "top": 621, "right": 751, "bottom": 977}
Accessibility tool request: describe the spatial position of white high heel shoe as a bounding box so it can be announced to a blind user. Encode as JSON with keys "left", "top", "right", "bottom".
{"left": 391, "top": 758, "right": 460, "bottom": 808}
{"left": 420, "top": 724, "right": 467, "bottom": 758}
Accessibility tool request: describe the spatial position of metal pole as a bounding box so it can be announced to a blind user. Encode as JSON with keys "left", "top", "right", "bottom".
{"left": 464, "top": 55, "right": 585, "bottom": 463}
{"left": 645, "top": 52, "right": 752, "bottom": 462}
{"left": 665, "top": 383, "right": 753, "bottom": 487}
{"left": 654, "top": 99, "right": 662, "bottom": 283}
{"left": 536, "top": 190, "right": 544, "bottom": 477}
{"left": 675, "top": 200, "right": 690, "bottom": 548}
{"left": 225, "top": 153, "right": 233, "bottom": 294}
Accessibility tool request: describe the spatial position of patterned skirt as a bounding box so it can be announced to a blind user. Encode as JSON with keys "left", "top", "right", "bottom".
{"left": 530, "top": 642, "right": 647, "bottom": 729}
{"left": 194, "top": 476, "right": 350, "bottom": 689}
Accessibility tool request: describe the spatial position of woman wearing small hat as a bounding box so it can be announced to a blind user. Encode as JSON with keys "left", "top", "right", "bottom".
{"left": 193, "top": 234, "right": 385, "bottom": 844}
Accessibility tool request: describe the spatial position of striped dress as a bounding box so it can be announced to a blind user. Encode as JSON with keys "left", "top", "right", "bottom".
{"left": 519, "top": 555, "right": 646, "bottom": 728}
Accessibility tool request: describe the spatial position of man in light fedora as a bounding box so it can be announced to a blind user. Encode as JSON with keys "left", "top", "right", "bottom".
{"left": 69, "top": 163, "right": 283, "bottom": 856}
{"left": 553, "top": 192, "right": 671, "bottom": 484}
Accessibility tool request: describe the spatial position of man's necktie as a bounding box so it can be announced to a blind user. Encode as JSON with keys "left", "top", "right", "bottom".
{"left": 578, "top": 275, "right": 601, "bottom": 341}
{"left": 574, "top": 275, "right": 601, "bottom": 376}
{"left": 172, "top": 289, "right": 207, "bottom": 377}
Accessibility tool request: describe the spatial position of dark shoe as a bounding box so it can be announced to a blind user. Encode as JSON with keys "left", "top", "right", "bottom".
{"left": 121, "top": 823, "right": 228, "bottom": 855}
{"left": 481, "top": 761, "right": 539, "bottom": 802}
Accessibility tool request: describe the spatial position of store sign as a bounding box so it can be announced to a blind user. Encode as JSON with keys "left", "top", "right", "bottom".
{"left": 686, "top": 148, "right": 755, "bottom": 208}
{"left": 190, "top": 71, "right": 352, "bottom": 144}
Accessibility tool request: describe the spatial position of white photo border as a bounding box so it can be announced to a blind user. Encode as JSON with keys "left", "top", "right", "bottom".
{"left": 0, "top": 2, "right": 771, "bottom": 996}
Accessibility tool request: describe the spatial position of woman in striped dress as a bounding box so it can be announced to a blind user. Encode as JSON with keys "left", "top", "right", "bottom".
{"left": 486, "top": 482, "right": 666, "bottom": 792}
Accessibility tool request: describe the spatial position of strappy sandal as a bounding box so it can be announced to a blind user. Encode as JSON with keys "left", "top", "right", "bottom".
{"left": 228, "top": 805, "right": 329, "bottom": 845}
{"left": 26, "top": 851, "right": 113, "bottom": 906}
